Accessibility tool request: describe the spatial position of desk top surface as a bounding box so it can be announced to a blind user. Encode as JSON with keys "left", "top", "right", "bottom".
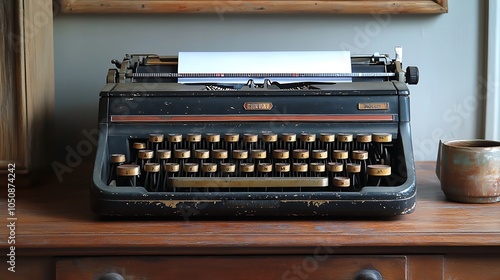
{"left": 1, "top": 162, "right": 499, "bottom": 256}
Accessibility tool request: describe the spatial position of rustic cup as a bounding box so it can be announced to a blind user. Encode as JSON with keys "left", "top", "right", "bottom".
{"left": 436, "top": 139, "right": 500, "bottom": 203}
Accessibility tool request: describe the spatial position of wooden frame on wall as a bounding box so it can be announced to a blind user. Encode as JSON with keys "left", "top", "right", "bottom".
{"left": 57, "top": 0, "right": 448, "bottom": 14}
{"left": 0, "top": 0, "right": 54, "bottom": 174}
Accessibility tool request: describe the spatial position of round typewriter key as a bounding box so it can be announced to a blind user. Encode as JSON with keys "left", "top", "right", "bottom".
{"left": 281, "top": 133, "right": 297, "bottom": 142}
{"left": 327, "top": 162, "right": 343, "bottom": 172}
{"left": 156, "top": 149, "right": 172, "bottom": 160}
{"left": 352, "top": 150, "right": 369, "bottom": 160}
{"left": 337, "top": 133, "right": 353, "bottom": 142}
{"left": 275, "top": 163, "right": 290, "bottom": 173}
{"left": 356, "top": 134, "right": 372, "bottom": 143}
{"left": 240, "top": 162, "right": 255, "bottom": 173}
{"left": 300, "top": 133, "right": 316, "bottom": 143}
{"left": 258, "top": 163, "right": 273, "bottom": 173}
{"left": 224, "top": 133, "right": 239, "bottom": 142}
{"left": 186, "top": 133, "right": 202, "bottom": 142}
{"left": 243, "top": 133, "right": 258, "bottom": 143}
{"left": 293, "top": 162, "right": 308, "bottom": 172}
{"left": 138, "top": 150, "right": 154, "bottom": 159}
{"left": 206, "top": 133, "right": 220, "bottom": 143}
{"left": 333, "top": 177, "right": 350, "bottom": 188}
{"left": 332, "top": 150, "right": 349, "bottom": 160}
{"left": 320, "top": 133, "right": 335, "bottom": 142}
{"left": 149, "top": 134, "right": 164, "bottom": 143}
{"left": 116, "top": 164, "right": 140, "bottom": 186}
{"left": 312, "top": 149, "right": 328, "bottom": 159}
{"left": 164, "top": 162, "right": 180, "bottom": 172}
{"left": 110, "top": 154, "right": 126, "bottom": 163}
{"left": 174, "top": 149, "right": 191, "bottom": 159}
{"left": 144, "top": 162, "right": 161, "bottom": 173}
{"left": 233, "top": 149, "right": 248, "bottom": 160}
{"left": 132, "top": 142, "right": 147, "bottom": 150}
{"left": 116, "top": 164, "right": 140, "bottom": 176}
{"left": 293, "top": 149, "right": 309, "bottom": 159}
{"left": 168, "top": 134, "right": 182, "bottom": 143}
{"left": 367, "top": 164, "right": 391, "bottom": 176}
{"left": 221, "top": 162, "right": 236, "bottom": 173}
{"left": 273, "top": 149, "right": 289, "bottom": 160}
{"left": 212, "top": 149, "right": 228, "bottom": 159}
{"left": 346, "top": 163, "right": 361, "bottom": 173}
{"left": 194, "top": 149, "right": 210, "bottom": 159}
{"left": 251, "top": 149, "right": 267, "bottom": 159}
{"left": 373, "top": 133, "right": 392, "bottom": 143}
{"left": 183, "top": 163, "right": 199, "bottom": 173}
{"left": 310, "top": 162, "right": 326, "bottom": 173}
{"left": 143, "top": 163, "right": 160, "bottom": 191}
{"left": 262, "top": 132, "right": 278, "bottom": 142}
{"left": 202, "top": 163, "right": 217, "bottom": 173}
{"left": 108, "top": 154, "right": 127, "bottom": 185}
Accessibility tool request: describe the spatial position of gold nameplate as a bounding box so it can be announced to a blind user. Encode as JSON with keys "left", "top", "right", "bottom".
{"left": 244, "top": 102, "right": 274, "bottom": 111}
{"left": 358, "top": 102, "right": 389, "bottom": 110}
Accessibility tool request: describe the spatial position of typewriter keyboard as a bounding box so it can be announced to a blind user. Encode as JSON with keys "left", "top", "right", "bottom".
{"left": 108, "top": 132, "right": 398, "bottom": 192}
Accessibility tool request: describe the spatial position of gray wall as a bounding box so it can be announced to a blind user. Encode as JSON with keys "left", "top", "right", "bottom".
{"left": 53, "top": 0, "right": 486, "bottom": 161}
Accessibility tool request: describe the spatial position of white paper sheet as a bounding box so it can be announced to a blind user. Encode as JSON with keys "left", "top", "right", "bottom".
{"left": 178, "top": 51, "right": 351, "bottom": 84}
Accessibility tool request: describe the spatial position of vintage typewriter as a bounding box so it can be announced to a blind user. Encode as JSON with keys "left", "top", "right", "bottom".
{"left": 92, "top": 47, "right": 419, "bottom": 217}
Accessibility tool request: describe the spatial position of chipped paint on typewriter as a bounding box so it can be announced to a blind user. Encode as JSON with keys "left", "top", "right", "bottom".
{"left": 92, "top": 47, "right": 419, "bottom": 217}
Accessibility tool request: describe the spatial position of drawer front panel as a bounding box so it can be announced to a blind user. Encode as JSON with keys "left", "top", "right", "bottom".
{"left": 57, "top": 255, "right": 406, "bottom": 280}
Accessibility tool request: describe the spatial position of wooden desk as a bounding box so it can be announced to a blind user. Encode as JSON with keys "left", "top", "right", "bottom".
{"left": 1, "top": 162, "right": 499, "bottom": 279}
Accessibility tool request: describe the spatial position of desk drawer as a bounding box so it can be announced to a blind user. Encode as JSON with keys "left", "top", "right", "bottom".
{"left": 56, "top": 256, "right": 406, "bottom": 280}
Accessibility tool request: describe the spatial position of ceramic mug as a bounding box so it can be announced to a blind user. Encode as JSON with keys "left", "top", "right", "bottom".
{"left": 436, "top": 139, "right": 500, "bottom": 203}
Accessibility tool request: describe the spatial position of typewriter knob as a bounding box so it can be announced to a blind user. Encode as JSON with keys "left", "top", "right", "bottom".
{"left": 310, "top": 162, "right": 326, "bottom": 173}
{"left": 244, "top": 133, "right": 258, "bottom": 143}
{"left": 156, "top": 149, "right": 172, "bottom": 160}
{"left": 110, "top": 154, "right": 126, "bottom": 163}
{"left": 99, "top": 272, "right": 124, "bottom": 280}
{"left": 206, "top": 133, "right": 220, "bottom": 143}
{"left": 367, "top": 165, "right": 391, "bottom": 176}
{"left": 300, "top": 133, "right": 316, "bottom": 143}
{"left": 346, "top": 163, "right": 361, "bottom": 173}
{"left": 320, "top": 133, "right": 335, "bottom": 143}
{"left": 312, "top": 149, "right": 328, "bottom": 159}
{"left": 328, "top": 162, "right": 343, "bottom": 173}
{"left": 293, "top": 162, "right": 308, "bottom": 173}
{"left": 352, "top": 150, "right": 369, "bottom": 161}
{"left": 405, "top": 66, "right": 419, "bottom": 85}
{"left": 202, "top": 163, "right": 217, "bottom": 173}
{"left": 355, "top": 269, "right": 383, "bottom": 280}
{"left": 293, "top": 149, "right": 309, "bottom": 159}
{"left": 372, "top": 133, "right": 392, "bottom": 143}
{"left": 282, "top": 133, "right": 297, "bottom": 142}
{"left": 233, "top": 150, "right": 249, "bottom": 160}
{"left": 251, "top": 149, "right": 267, "bottom": 159}
{"left": 273, "top": 149, "right": 290, "bottom": 160}
{"left": 138, "top": 150, "right": 154, "bottom": 159}
{"left": 333, "top": 177, "right": 350, "bottom": 188}
{"left": 262, "top": 132, "right": 278, "bottom": 142}
{"left": 149, "top": 133, "right": 164, "bottom": 143}
{"left": 332, "top": 150, "right": 349, "bottom": 160}
{"left": 195, "top": 149, "right": 210, "bottom": 159}
{"left": 186, "top": 133, "right": 202, "bottom": 142}
{"left": 224, "top": 133, "right": 239, "bottom": 142}
{"left": 337, "top": 133, "right": 353, "bottom": 143}
{"left": 356, "top": 134, "right": 372, "bottom": 143}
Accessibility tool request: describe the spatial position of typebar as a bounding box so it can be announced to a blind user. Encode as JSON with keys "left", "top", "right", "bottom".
{"left": 168, "top": 177, "right": 329, "bottom": 188}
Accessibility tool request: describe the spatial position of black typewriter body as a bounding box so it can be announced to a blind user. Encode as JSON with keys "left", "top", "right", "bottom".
{"left": 92, "top": 50, "right": 419, "bottom": 217}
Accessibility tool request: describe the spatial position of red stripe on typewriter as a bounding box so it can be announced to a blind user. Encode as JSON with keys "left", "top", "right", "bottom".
{"left": 111, "top": 115, "right": 395, "bottom": 122}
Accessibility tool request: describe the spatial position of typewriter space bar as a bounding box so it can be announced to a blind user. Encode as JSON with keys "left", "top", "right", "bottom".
{"left": 169, "top": 177, "right": 329, "bottom": 188}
